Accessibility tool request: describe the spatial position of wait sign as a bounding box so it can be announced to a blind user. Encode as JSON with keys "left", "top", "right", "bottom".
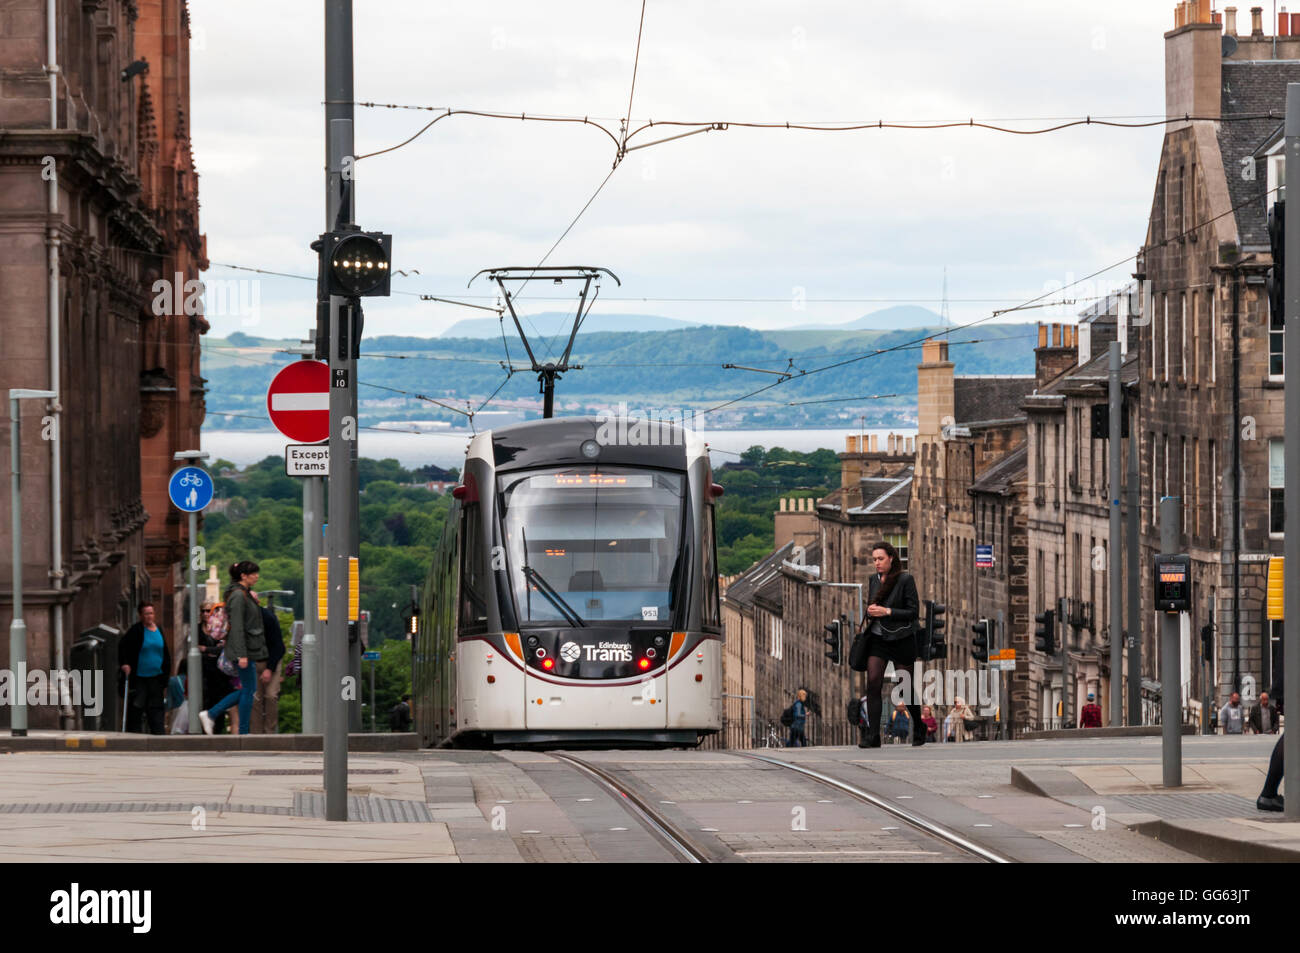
{"left": 286, "top": 444, "right": 330, "bottom": 477}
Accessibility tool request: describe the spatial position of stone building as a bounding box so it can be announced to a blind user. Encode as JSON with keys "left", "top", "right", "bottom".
{"left": 1023, "top": 311, "right": 1143, "bottom": 728}
{"left": 0, "top": 0, "right": 206, "bottom": 727}
{"left": 719, "top": 434, "right": 914, "bottom": 746}
{"left": 1133, "top": 3, "right": 1294, "bottom": 718}
{"left": 908, "top": 337, "right": 1039, "bottom": 729}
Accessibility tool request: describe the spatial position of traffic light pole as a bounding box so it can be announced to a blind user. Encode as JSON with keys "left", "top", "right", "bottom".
{"left": 1058, "top": 597, "right": 1070, "bottom": 730}
{"left": 1283, "top": 84, "right": 1299, "bottom": 818}
{"left": 1127, "top": 421, "right": 1141, "bottom": 724}
{"left": 323, "top": 0, "right": 355, "bottom": 822}
{"left": 1159, "top": 496, "right": 1182, "bottom": 788}
{"left": 1108, "top": 341, "right": 1123, "bottom": 726}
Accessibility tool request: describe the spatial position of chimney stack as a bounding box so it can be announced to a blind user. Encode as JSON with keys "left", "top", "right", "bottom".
{"left": 1226, "top": 6, "right": 1238, "bottom": 34}
{"left": 1252, "top": 6, "right": 1265, "bottom": 36}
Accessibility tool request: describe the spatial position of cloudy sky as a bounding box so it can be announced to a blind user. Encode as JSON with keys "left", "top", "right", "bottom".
{"left": 189, "top": 1, "right": 1174, "bottom": 341}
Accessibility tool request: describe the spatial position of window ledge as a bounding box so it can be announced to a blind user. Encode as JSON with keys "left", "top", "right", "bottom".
{"left": 1264, "top": 378, "right": 1285, "bottom": 389}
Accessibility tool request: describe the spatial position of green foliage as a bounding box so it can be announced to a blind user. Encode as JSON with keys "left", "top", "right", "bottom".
{"left": 713, "top": 445, "right": 839, "bottom": 575}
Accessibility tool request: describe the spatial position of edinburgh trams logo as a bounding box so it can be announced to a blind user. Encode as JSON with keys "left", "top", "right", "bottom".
{"left": 559, "top": 642, "right": 583, "bottom": 662}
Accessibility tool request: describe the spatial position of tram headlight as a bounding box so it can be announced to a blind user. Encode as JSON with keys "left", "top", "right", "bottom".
{"left": 580, "top": 439, "right": 600, "bottom": 459}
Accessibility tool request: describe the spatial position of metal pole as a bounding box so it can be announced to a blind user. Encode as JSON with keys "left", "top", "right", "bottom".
{"left": 370, "top": 658, "right": 376, "bottom": 733}
{"left": 997, "top": 609, "right": 1007, "bottom": 740}
{"left": 323, "top": 0, "right": 355, "bottom": 822}
{"left": 1108, "top": 341, "right": 1123, "bottom": 725}
{"left": 187, "top": 511, "right": 201, "bottom": 733}
{"left": 1127, "top": 404, "right": 1141, "bottom": 724}
{"left": 1159, "top": 496, "right": 1182, "bottom": 788}
{"left": 1058, "top": 596, "right": 1070, "bottom": 730}
{"left": 9, "top": 397, "right": 27, "bottom": 736}
{"left": 301, "top": 474, "right": 320, "bottom": 733}
{"left": 1231, "top": 268, "right": 1242, "bottom": 694}
{"left": 1204, "top": 593, "right": 1215, "bottom": 735}
{"left": 1282, "top": 83, "right": 1300, "bottom": 818}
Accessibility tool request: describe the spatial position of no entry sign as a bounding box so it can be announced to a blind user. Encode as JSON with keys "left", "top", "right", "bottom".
{"left": 267, "top": 360, "right": 329, "bottom": 443}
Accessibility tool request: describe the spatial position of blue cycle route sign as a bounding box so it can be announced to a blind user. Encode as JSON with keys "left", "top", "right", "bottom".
{"left": 168, "top": 466, "right": 214, "bottom": 512}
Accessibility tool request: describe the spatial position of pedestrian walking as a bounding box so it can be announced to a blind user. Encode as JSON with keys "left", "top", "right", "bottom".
{"left": 199, "top": 561, "right": 267, "bottom": 736}
{"left": 250, "top": 598, "right": 285, "bottom": 733}
{"left": 945, "top": 697, "right": 977, "bottom": 743}
{"left": 889, "top": 701, "right": 911, "bottom": 744}
{"left": 920, "top": 705, "right": 939, "bottom": 743}
{"left": 786, "top": 688, "right": 811, "bottom": 747}
{"left": 391, "top": 693, "right": 413, "bottom": 732}
{"left": 1079, "top": 692, "right": 1103, "bottom": 728}
{"left": 1218, "top": 691, "right": 1245, "bottom": 735}
{"left": 118, "top": 602, "right": 172, "bottom": 734}
{"left": 857, "top": 541, "right": 923, "bottom": 748}
{"left": 1257, "top": 658, "right": 1284, "bottom": 812}
{"left": 1248, "top": 691, "right": 1280, "bottom": 735}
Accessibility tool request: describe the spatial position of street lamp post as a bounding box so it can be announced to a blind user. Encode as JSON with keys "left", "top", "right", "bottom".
{"left": 9, "top": 388, "right": 57, "bottom": 736}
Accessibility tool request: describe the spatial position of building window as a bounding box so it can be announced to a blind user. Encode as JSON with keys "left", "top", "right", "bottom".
{"left": 1210, "top": 440, "right": 1218, "bottom": 537}
{"left": 1270, "top": 439, "right": 1285, "bottom": 537}
{"left": 1180, "top": 293, "right": 1188, "bottom": 380}
{"left": 885, "top": 533, "right": 909, "bottom": 570}
{"left": 1150, "top": 432, "right": 1158, "bottom": 527}
{"left": 1210, "top": 292, "right": 1217, "bottom": 384}
{"left": 1163, "top": 295, "right": 1170, "bottom": 382}
{"left": 1193, "top": 437, "right": 1200, "bottom": 539}
{"left": 1191, "top": 290, "right": 1200, "bottom": 382}
{"left": 1270, "top": 306, "right": 1285, "bottom": 380}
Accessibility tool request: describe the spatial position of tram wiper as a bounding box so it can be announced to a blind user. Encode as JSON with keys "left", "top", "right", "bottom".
{"left": 520, "top": 529, "right": 586, "bottom": 627}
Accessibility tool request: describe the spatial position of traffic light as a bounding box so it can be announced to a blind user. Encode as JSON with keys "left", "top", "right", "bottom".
{"left": 823, "top": 617, "right": 842, "bottom": 665}
{"left": 1268, "top": 199, "right": 1285, "bottom": 328}
{"left": 924, "top": 600, "right": 948, "bottom": 660}
{"left": 971, "top": 618, "right": 990, "bottom": 663}
{"left": 403, "top": 600, "right": 419, "bottom": 639}
{"left": 320, "top": 229, "right": 393, "bottom": 298}
{"left": 1035, "top": 609, "right": 1056, "bottom": 654}
{"left": 1201, "top": 622, "right": 1214, "bottom": 663}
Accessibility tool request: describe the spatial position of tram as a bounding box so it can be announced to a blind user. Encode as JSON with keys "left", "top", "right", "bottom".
{"left": 413, "top": 415, "right": 723, "bottom": 747}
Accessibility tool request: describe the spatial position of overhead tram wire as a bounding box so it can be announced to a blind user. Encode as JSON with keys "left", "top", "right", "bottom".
{"left": 699, "top": 181, "right": 1286, "bottom": 415}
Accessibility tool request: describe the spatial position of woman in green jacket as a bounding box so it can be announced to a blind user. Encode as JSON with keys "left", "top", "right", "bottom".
{"left": 199, "top": 561, "right": 267, "bottom": 735}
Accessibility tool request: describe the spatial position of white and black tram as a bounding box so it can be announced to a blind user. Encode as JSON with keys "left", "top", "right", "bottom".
{"left": 413, "top": 416, "right": 723, "bottom": 747}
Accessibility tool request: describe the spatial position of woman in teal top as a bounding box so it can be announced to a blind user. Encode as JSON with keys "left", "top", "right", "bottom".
{"left": 118, "top": 602, "right": 173, "bottom": 734}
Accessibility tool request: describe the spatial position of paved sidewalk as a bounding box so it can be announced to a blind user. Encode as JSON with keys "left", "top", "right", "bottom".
{"left": 0, "top": 752, "right": 456, "bottom": 862}
{"left": 1011, "top": 743, "right": 1296, "bottom": 862}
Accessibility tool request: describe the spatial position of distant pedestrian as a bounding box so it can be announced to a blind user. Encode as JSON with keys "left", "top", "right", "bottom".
{"left": 945, "top": 697, "right": 977, "bottom": 743}
{"left": 391, "top": 693, "right": 413, "bottom": 732}
{"left": 250, "top": 598, "right": 285, "bottom": 733}
{"left": 920, "top": 705, "right": 938, "bottom": 743}
{"left": 787, "top": 689, "right": 810, "bottom": 747}
{"left": 1079, "top": 692, "right": 1103, "bottom": 728}
{"left": 1218, "top": 692, "right": 1245, "bottom": 735}
{"left": 858, "top": 541, "right": 923, "bottom": 748}
{"left": 200, "top": 561, "right": 266, "bottom": 736}
{"left": 1257, "top": 658, "right": 1284, "bottom": 812}
{"left": 889, "top": 702, "right": 911, "bottom": 744}
{"left": 118, "top": 603, "right": 172, "bottom": 734}
{"left": 1248, "top": 692, "right": 1279, "bottom": 735}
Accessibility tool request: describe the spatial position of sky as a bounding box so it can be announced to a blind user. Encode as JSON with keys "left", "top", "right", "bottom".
{"left": 189, "top": 0, "right": 1174, "bottom": 342}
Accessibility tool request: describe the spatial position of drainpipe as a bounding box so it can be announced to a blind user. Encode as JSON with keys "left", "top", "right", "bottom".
{"left": 1231, "top": 268, "right": 1242, "bottom": 695}
{"left": 45, "top": 0, "right": 72, "bottom": 725}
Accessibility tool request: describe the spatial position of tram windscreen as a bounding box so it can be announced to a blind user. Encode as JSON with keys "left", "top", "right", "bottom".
{"left": 498, "top": 467, "right": 687, "bottom": 625}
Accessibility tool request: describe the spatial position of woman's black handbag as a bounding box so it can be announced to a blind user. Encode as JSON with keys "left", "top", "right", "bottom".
{"left": 963, "top": 718, "right": 979, "bottom": 732}
{"left": 848, "top": 629, "right": 871, "bottom": 672}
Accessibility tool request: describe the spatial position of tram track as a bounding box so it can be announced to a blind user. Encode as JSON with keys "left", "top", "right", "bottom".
{"left": 550, "top": 753, "right": 713, "bottom": 863}
{"left": 738, "top": 752, "right": 1013, "bottom": 863}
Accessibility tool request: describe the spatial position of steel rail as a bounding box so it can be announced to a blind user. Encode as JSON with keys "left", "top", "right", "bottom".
{"left": 551, "top": 753, "right": 710, "bottom": 864}
{"left": 739, "top": 753, "right": 1012, "bottom": 864}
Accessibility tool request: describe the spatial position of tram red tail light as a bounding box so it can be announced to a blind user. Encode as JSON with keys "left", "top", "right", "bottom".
{"left": 638, "top": 658, "right": 651, "bottom": 670}
{"left": 542, "top": 658, "right": 555, "bottom": 670}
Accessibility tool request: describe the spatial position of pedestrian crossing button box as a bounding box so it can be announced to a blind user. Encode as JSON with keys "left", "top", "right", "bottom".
{"left": 1154, "top": 553, "right": 1191, "bottom": 612}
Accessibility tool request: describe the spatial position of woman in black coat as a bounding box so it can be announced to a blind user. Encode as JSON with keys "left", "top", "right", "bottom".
{"left": 858, "top": 540, "right": 923, "bottom": 748}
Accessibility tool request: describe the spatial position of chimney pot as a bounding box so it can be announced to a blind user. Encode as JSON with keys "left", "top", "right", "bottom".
{"left": 1038, "top": 323, "right": 1048, "bottom": 348}
{"left": 1281, "top": 8, "right": 1291, "bottom": 36}
{"left": 1252, "top": 6, "right": 1264, "bottom": 36}
{"left": 1226, "top": 5, "right": 1238, "bottom": 34}
{"left": 1197, "top": 0, "right": 1211, "bottom": 23}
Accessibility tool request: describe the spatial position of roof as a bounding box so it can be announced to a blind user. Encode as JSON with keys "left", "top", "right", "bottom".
{"left": 1219, "top": 60, "right": 1300, "bottom": 248}
{"left": 954, "top": 376, "right": 1037, "bottom": 426}
{"left": 818, "top": 468, "right": 914, "bottom": 518}
{"left": 1037, "top": 349, "right": 1140, "bottom": 397}
{"left": 969, "top": 445, "right": 1028, "bottom": 497}
{"left": 724, "top": 541, "right": 793, "bottom": 609}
